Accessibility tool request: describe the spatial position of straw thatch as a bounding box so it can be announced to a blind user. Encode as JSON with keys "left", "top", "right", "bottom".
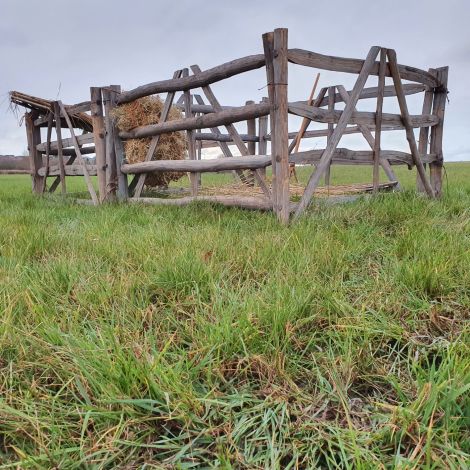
{"left": 9, "top": 91, "right": 93, "bottom": 131}
{"left": 112, "top": 96, "right": 186, "bottom": 187}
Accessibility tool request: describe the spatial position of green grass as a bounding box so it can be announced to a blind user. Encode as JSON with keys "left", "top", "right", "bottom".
{"left": 0, "top": 164, "right": 469, "bottom": 468}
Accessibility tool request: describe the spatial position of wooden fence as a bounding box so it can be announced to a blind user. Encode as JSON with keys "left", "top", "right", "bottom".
{"left": 7, "top": 27, "right": 448, "bottom": 223}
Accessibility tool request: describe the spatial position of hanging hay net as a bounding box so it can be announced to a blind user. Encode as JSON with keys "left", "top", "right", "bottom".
{"left": 112, "top": 96, "right": 186, "bottom": 187}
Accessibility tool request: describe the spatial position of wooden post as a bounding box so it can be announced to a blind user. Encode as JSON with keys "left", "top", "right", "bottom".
{"left": 387, "top": 48, "right": 434, "bottom": 197}
{"left": 246, "top": 100, "right": 256, "bottom": 155}
{"left": 272, "top": 28, "right": 289, "bottom": 224}
{"left": 429, "top": 67, "right": 448, "bottom": 197}
{"left": 416, "top": 82, "right": 434, "bottom": 193}
{"left": 102, "top": 86, "right": 118, "bottom": 201}
{"left": 258, "top": 97, "right": 268, "bottom": 179}
{"left": 90, "top": 87, "right": 107, "bottom": 202}
{"left": 52, "top": 102, "right": 67, "bottom": 194}
{"left": 109, "top": 85, "right": 128, "bottom": 201}
{"left": 373, "top": 48, "right": 387, "bottom": 192}
{"left": 183, "top": 68, "right": 198, "bottom": 196}
{"left": 25, "top": 111, "right": 44, "bottom": 194}
{"left": 262, "top": 32, "right": 277, "bottom": 211}
{"left": 42, "top": 113, "right": 54, "bottom": 193}
{"left": 325, "top": 86, "right": 336, "bottom": 186}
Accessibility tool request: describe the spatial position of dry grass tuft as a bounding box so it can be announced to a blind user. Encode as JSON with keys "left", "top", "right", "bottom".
{"left": 113, "top": 96, "right": 186, "bottom": 187}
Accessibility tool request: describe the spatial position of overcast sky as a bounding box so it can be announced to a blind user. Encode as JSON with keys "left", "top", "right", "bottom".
{"left": 1, "top": 0, "right": 469, "bottom": 160}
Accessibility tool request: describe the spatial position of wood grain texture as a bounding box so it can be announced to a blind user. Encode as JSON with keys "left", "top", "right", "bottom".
{"left": 288, "top": 48, "right": 440, "bottom": 87}
{"left": 90, "top": 87, "right": 107, "bottom": 201}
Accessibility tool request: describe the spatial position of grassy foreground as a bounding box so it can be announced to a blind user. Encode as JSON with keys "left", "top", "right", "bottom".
{"left": 0, "top": 164, "right": 469, "bottom": 469}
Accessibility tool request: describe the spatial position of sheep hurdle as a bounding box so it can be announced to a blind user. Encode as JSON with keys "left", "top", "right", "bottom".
{"left": 12, "top": 27, "right": 448, "bottom": 224}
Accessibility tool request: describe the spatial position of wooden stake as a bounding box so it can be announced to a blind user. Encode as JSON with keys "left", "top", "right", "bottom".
{"left": 258, "top": 97, "right": 269, "bottom": 179}
{"left": 387, "top": 48, "right": 434, "bottom": 197}
{"left": 293, "top": 46, "right": 381, "bottom": 221}
{"left": 183, "top": 68, "right": 198, "bottom": 196}
{"left": 53, "top": 102, "right": 67, "bottom": 195}
{"left": 416, "top": 82, "right": 434, "bottom": 193}
{"left": 262, "top": 31, "right": 277, "bottom": 210}
{"left": 324, "top": 85, "right": 336, "bottom": 186}
{"left": 102, "top": 86, "right": 117, "bottom": 201}
{"left": 373, "top": 48, "right": 386, "bottom": 192}
{"left": 41, "top": 113, "right": 54, "bottom": 193}
{"left": 272, "top": 28, "right": 289, "bottom": 224}
{"left": 25, "top": 111, "right": 44, "bottom": 194}
{"left": 429, "top": 67, "right": 448, "bottom": 197}
{"left": 90, "top": 87, "right": 107, "bottom": 202}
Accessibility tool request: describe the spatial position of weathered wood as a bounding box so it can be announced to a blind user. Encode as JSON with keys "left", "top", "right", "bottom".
{"left": 387, "top": 48, "right": 434, "bottom": 197}
{"left": 183, "top": 68, "right": 198, "bottom": 196}
{"left": 52, "top": 102, "right": 67, "bottom": 194}
{"left": 37, "top": 133, "right": 94, "bottom": 152}
{"left": 0, "top": 169, "right": 31, "bottom": 175}
{"left": 324, "top": 85, "right": 335, "bottom": 186}
{"left": 25, "top": 111, "right": 44, "bottom": 194}
{"left": 429, "top": 67, "right": 448, "bottom": 197}
{"left": 272, "top": 28, "right": 289, "bottom": 223}
{"left": 58, "top": 101, "right": 99, "bottom": 204}
{"left": 190, "top": 64, "right": 270, "bottom": 195}
{"left": 121, "top": 148, "right": 437, "bottom": 174}
{"left": 334, "top": 85, "right": 399, "bottom": 187}
{"left": 117, "top": 54, "right": 266, "bottom": 104}
{"left": 293, "top": 46, "right": 381, "bottom": 220}
{"left": 288, "top": 103, "right": 439, "bottom": 128}
{"left": 38, "top": 164, "right": 97, "bottom": 176}
{"left": 42, "top": 113, "right": 54, "bottom": 193}
{"left": 263, "top": 31, "right": 277, "bottom": 210}
{"left": 90, "top": 87, "right": 107, "bottom": 202}
{"left": 258, "top": 97, "right": 269, "bottom": 179}
{"left": 47, "top": 146, "right": 96, "bottom": 156}
{"left": 33, "top": 101, "right": 92, "bottom": 127}
{"left": 107, "top": 86, "right": 128, "bottom": 200}
{"left": 120, "top": 101, "right": 270, "bottom": 140}
{"left": 416, "top": 84, "right": 434, "bottom": 192}
{"left": 102, "top": 87, "right": 117, "bottom": 201}
{"left": 288, "top": 48, "right": 441, "bottom": 88}
{"left": 194, "top": 132, "right": 259, "bottom": 143}
{"left": 129, "top": 195, "right": 274, "bottom": 211}
{"left": 246, "top": 100, "right": 256, "bottom": 155}
{"left": 315, "top": 83, "right": 426, "bottom": 108}
{"left": 373, "top": 49, "right": 386, "bottom": 192}
{"left": 174, "top": 83, "right": 424, "bottom": 116}
{"left": 130, "top": 70, "right": 183, "bottom": 198}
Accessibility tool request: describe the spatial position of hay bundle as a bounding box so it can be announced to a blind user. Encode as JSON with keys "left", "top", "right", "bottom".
{"left": 113, "top": 96, "right": 186, "bottom": 187}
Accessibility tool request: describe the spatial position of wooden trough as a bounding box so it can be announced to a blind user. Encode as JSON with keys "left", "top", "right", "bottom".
{"left": 7, "top": 27, "right": 448, "bottom": 223}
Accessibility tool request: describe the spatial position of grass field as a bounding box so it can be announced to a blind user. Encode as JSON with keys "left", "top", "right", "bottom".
{"left": 0, "top": 164, "right": 469, "bottom": 468}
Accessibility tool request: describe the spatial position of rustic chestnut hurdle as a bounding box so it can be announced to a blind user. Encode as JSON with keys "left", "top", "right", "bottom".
{"left": 9, "top": 27, "right": 448, "bottom": 224}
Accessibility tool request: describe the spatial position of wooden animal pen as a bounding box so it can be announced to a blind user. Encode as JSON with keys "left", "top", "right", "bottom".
{"left": 8, "top": 28, "right": 448, "bottom": 223}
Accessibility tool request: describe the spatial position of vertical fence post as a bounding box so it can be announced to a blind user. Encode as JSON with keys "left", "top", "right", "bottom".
{"left": 25, "top": 111, "right": 44, "bottom": 194}
{"left": 102, "top": 86, "right": 117, "bottom": 201}
{"left": 90, "top": 87, "right": 107, "bottom": 202}
{"left": 258, "top": 96, "right": 268, "bottom": 180}
{"left": 183, "top": 68, "right": 198, "bottom": 196}
{"left": 429, "top": 67, "right": 448, "bottom": 197}
{"left": 272, "top": 28, "right": 289, "bottom": 224}
{"left": 325, "top": 85, "right": 336, "bottom": 186}
{"left": 108, "top": 85, "right": 128, "bottom": 201}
